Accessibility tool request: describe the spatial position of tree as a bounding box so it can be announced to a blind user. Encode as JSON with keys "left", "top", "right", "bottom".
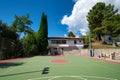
{"left": 102, "top": 14, "right": 120, "bottom": 46}
{"left": 68, "top": 31, "right": 75, "bottom": 37}
{"left": 87, "top": 2, "right": 118, "bottom": 42}
{"left": 37, "top": 12, "right": 48, "bottom": 55}
{"left": 87, "top": 2, "right": 105, "bottom": 41}
{"left": 13, "top": 14, "right": 33, "bottom": 39}
{"left": 0, "top": 20, "right": 18, "bottom": 40}
{"left": 24, "top": 32, "right": 38, "bottom": 56}
{"left": 0, "top": 20, "right": 19, "bottom": 59}
{"left": 12, "top": 14, "right": 33, "bottom": 56}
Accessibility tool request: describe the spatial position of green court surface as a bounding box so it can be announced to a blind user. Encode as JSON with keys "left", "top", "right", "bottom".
{"left": 0, "top": 56, "right": 120, "bottom": 80}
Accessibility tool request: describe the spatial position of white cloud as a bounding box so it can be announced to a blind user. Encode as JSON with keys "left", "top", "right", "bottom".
{"left": 61, "top": 0, "right": 120, "bottom": 36}
{"left": 64, "top": 34, "right": 67, "bottom": 37}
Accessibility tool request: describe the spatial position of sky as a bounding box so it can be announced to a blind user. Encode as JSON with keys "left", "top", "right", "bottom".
{"left": 0, "top": 0, "right": 120, "bottom": 37}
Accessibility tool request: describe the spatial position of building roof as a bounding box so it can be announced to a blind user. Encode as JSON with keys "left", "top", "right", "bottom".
{"left": 48, "top": 37, "right": 84, "bottom": 40}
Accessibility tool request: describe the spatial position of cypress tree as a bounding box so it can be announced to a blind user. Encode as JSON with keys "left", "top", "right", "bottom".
{"left": 37, "top": 12, "right": 48, "bottom": 55}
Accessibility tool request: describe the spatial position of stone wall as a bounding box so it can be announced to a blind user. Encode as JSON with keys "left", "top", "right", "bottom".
{"left": 81, "top": 49, "right": 120, "bottom": 60}
{"left": 63, "top": 47, "right": 81, "bottom": 55}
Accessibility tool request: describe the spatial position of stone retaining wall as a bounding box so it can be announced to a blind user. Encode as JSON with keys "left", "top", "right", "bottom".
{"left": 81, "top": 49, "right": 120, "bottom": 60}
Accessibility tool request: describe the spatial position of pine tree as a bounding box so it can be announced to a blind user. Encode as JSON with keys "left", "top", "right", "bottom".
{"left": 87, "top": 2, "right": 118, "bottom": 42}
{"left": 87, "top": 2, "right": 106, "bottom": 41}
{"left": 68, "top": 31, "right": 75, "bottom": 37}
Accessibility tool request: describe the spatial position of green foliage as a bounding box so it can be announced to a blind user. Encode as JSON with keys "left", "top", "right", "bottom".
{"left": 0, "top": 21, "right": 18, "bottom": 40}
{"left": 24, "top": 32, "right": 38, "bottom": 56}
{"left": 82, "top": 33, "right": 95, "bottom": 45}
{"left": 82, "top": 36, "right": 89, "bottom": 44}
{"left": 102, "top": 14, "right": 120, "bottom": 40}
{"left": 0, "top": 12, "right": 49, "bottom": 59}
{"left": 12, "top": 14, "right": 34, "bottom": 56}
{"left": 87, "top": 2, "right": 106, "bottom": 41}
{"left": 68, "top": 31, "right": 75, "bottom": 37}
{"left": 13, "top": 14, "right": 33, "bottom": 39}
{"left": 87, "top": 2, "right": 119, "bottom": 42}
{"left": 0, "top": 20, "right": 21, "bottom": 59}
{"left": 0, "top": 14, "right": 34, "bottom": 59}
{"left": 37, "top": 12, "right": 48, "bottom": 55}
{"left": 87, "top": 2, "right": 105, "bottom": 31}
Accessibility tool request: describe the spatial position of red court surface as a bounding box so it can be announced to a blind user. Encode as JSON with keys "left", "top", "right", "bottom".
{"left": 51, "top": 59, "right": 69, "bottom": 63}
{"left": 0, "top": 58, "right": 22, "bottom": 64}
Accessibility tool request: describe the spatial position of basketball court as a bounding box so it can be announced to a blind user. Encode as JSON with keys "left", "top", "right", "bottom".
{"left": 0, "top": 55, "right": 120, "bottom": 80}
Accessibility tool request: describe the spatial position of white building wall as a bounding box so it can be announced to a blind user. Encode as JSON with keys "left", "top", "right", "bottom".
{"left": 49, "top": 39, "right": 84, "bottom": 47}
{"left": 48, "top": 38, "right": 84, "bottom": 55}
{"left": 67, "top": 40, "right": 73, "bottom": 46}
{"left": 66, "top": 40, "right": 83, "bottom": 47}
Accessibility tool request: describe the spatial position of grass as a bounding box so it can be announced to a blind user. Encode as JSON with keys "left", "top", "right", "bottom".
{"left": 0, "top": 55, "right": 120, "bottom": 80}
{"left": 91, "top": 42, "right": 120, "bottom": 49}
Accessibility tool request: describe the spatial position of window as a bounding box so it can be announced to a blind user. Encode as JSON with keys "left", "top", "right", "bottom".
{"left": 57, "top": 40, "right": 61, "bottom": 44}
{"left": 79, "top": 40, "right": 81, "bottom": 42}
{"left": 62, "top": 40, "right": 66, "bottom": 44}
{"left": 51, "top": 40, "right": 57, "bottom": 44}
{"left": 51, "top": 40, "right": 66, "bottom": 44}
{"left": 74, "top": 40, "right": 77, "bottom": 44}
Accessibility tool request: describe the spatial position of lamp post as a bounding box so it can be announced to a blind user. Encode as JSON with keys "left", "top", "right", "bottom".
{"left": 89, "top": 33, "right": 92, "bottom": 57}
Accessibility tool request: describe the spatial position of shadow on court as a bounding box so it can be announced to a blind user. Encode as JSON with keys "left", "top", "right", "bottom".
{"left": 0, "top": 70, "right": 42, "bottom": 77}
{"left": 42, "top": 67, "right": 50, "bottom": 74}
{"left": 0, "top": 67, "right": 50, "bottom": 77}
{"left": 0, "top": 62, "right": 24, "bottom": 68}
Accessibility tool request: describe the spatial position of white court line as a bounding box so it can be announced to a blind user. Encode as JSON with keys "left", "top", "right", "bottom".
{"left": 28, "top": 75, "right": 118, "bottom": 80}
{"left": 47, "top": 76, "right": 87, "bottom": 80}
{"left": 28, "top": 76, "right": 51, "bottom": 80}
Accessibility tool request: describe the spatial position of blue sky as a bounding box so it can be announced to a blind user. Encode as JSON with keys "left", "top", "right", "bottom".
{"left": 1, "top": 0, "right": 120, "bottom": 37}
{"left": 0, "top": 0, "right": 74, "bottom": 37}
